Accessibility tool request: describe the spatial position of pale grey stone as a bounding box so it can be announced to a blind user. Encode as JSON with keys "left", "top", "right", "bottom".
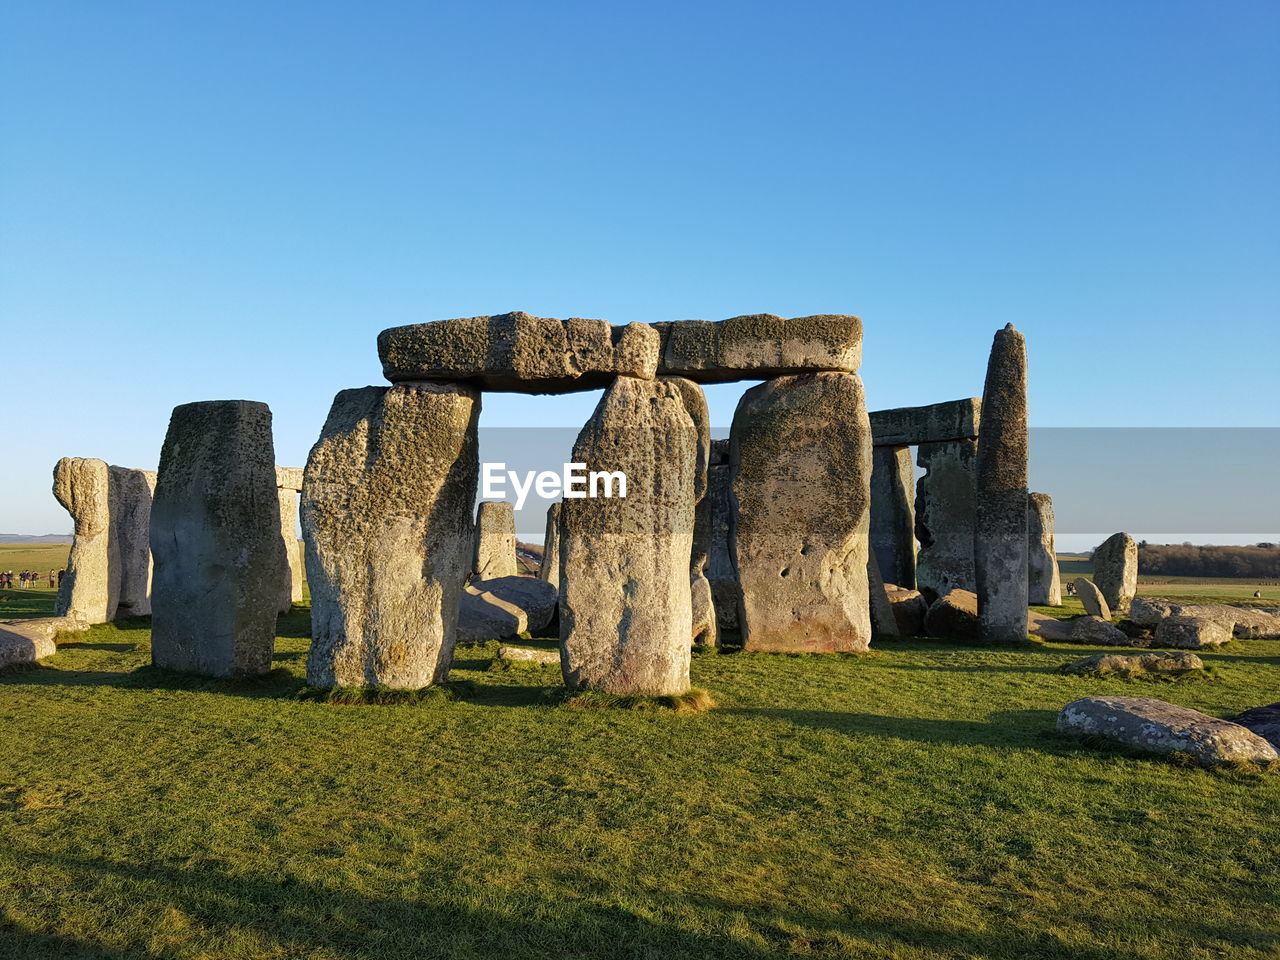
{"left": 302, "top": 383, "right": 479, "bottom": 689}
{"left": 975, "top": 324, "right": 1029, "bottom": 643}
{"left": 869, "top": 398, "right": 981, "bottom": 447}
{"left": 1027, "top": 492, "right": 1061, "bottom": 606}
{"left": 870, "top": 446, "right": 915, "bottom": 590}
{"left": 1027, "top": 610, "right": 1074, "bottom": 642}
{"left": 275, "top": 466, "right": 305, "bottom": 614}
{"left": 0, "top": 616, "right": 89, "bottom": 669}
{"left": 674, "top": 379, "right": 715, "bottom": 648}
{"left": 538, "top": 502, "right": 561, "bottom": 588}
{"left": 1069, "top": 615, "right": 1137, "bottom": 647}
{"left": 1130, "top": 600, "right": 1280, "bottom": 640}
{"left": 914, "top": 439, "right": 977, "bottom": 599}
{"left": 730, "top": 372, "right": 872, "bottom": 652}
{"left": 1155, "top": 616, "right": 1232, "bottom": 649}
{"left": 457, "top": 576, "right": 558, "bottom": 644}
{"left": 887, "top": 585, "right": 929, "bottom": 637}
{"left": 151, "top": 401, "right": 289, "bottom": 678}
{"left": 52, "top": 457, "right": 115, "bottom": 624}
{"left": 1093, "top": 533, "right": 1138, "bottom": 616}
{"left": 867, "top": 549, "right": 901, "bottom": 638}
{"left": 474, "top": 501, "right": 518, "bottom": 580}
{"left": 924, "top": 589, "right": 980, "bottom": 641}
{"left": 560, "top": 376, "right": 699, "bottom": 695}
{"left": 108, "top": 466, "right": 157, "bottom": 618}
{"left": 1061, "top": 651, "right": 1204, "bottom": 678}
{"left": 1057, "top": 696, "right": 1278, "bottom": 767}
{"left": 378, "top": 312, "right": 658, "bottom": 393}
{"left": 654, "top": 314, "right": 862, "bottom": 383}
{"left": 1074, "top": 578, "right": 1111, "bottom": 620}
{"left": 496, "top": 644, "right": 560, "bottom": 666}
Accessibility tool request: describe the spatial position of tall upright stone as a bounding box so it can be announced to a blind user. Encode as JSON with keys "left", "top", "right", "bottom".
{"left": 867, "top": 548, "right": 901, "bottom": 638}
{"left": 150, "top": 401, "right": 288, "bottom": 677}
{"left": 52, "top": 457, "right": 115, "bottom": 624}
{"left": 870, "top": 446, "right": 915, "bottom": 589}
{"left": 730, "top": 372, "right": 873, "bottom": 652}
{"left": 1027, "top": 492, "right": 1062, "bottom": 606}
{"left": 108, "top": 466, "right": 158, "bottom": 617}
{"left": 303, "top": 383, "right": 480, "bottom": 689}
{"left": 474, "top": 501, "right": 518, "bottom": 580}
{"left": 914, "top": 439, "right": 978, "bottom": 600}
{"left": 672, "top": 378, "right": 715, "bottom": 647}
{"left": 275, "top": 467, "right": 305, "bottom": 614}
{"left": 704, "top": 440, "right": 739, "bottom": 633}
{"left": 538, "top": 502, "right": 562, "bottom": 589}
{"left": 560, "top": 376, "right": 699, "bottom": 695}
{"left": 975, "top": 324, "right": 1029, "bottom": 643}
{"left": 1093, "top": 532, "right": 1138, "bottom": 616}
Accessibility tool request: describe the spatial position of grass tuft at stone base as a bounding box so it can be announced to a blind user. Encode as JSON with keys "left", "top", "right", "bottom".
{"left": 550, "top": 687, "right": 716, "bottom": 713}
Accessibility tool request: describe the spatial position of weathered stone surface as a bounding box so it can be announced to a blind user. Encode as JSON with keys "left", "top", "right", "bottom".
{"left": 1069, "top": 616, "right": 1139, "bottom": 647}
{"left": 887, "top": 585, "right": 929, "bottom": 637}
{"left": 654, "top": 314, "right": 861, "bottom": 383}
{"left": 560, "top": 376, "right": 699, "bottom": 694}
{"left": 1093, "top": 533, "right": 1138, "bottom": 616}
{"left": 867, "top": 550, "right": 900, "bottom": 638}
{"left": 497, "top": 644, "right": 560, "bottom": 666}
{"left": 538, "top": 502, "right": 561, "bottom": 588}
{"left": 871, "top": 446, "right": 916, "bottom": 590}
{"left": 52, "top": 457, "right": 115, "bottom": 624}
{"left": 378, "top": 312, "right": 658, "bottom": 393}
{"left": 869, "top": 399, "right": 981, "bottom": 447}
{"left": 1155, "top": 616, "right": 1232, "bottom": 649}
{"left": 674, "top": 379, "right": 716, "bottom": 648}
{"left": 1058, "top": 696, "right": 1278, "bottom": 767}
{"left": 914, "top": 439, "right": 977, "bottom": 600}
{"left": 975, "top": 324, "right": 1029, "bottom": 643}
{"left": 474, "top": 501, "right": 518, "bottom": 580}
{"left": 730, "top": 372, "right": 872, "bottom": 652}
{"left": 1234, "top": 703, "right": 1280, "bottom": 751}
{"left": 303, "top": 384, "right": 479, "bottom": 689}
{"left": 108, "top": 466, "right": 157, "bottom": 618}
{"left": 1027, "top": 610, "right": 1074, "bottom": 642}
{"left": 1061, "top": 651, "right": 1204, "bottom": 678}
{"left": 457, "top": 576, "right": 558, "bottom": 644}
{"left": 0, "top": 616, "right": 89, "bottom": 669}
{"left": 704, "top": 440, "right": 739, "bottom": 633}
{"left": 275, "top": 467, "right": 305, "bottom": 613}
{"left": 1074, "top": 578, "right": 1111, "bottom": 620}
{"left": 1130, "top": 598, "right": 1280, "bottom": 639}
{"left": 1027, "top": 493, "right": 1061, "bottom": 606}
{"left": 924, "top": 589, "right": 980, "bottom": 641}
{"left": 151, "top": 401, "right": 289, "bottom": 678}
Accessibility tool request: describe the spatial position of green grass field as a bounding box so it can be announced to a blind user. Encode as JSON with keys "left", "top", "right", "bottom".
{"left": 0, "top": 543, "right": 69, "bottom": 591}
{"left": 1, "top": 595, "right": 1278, "bottom": 959}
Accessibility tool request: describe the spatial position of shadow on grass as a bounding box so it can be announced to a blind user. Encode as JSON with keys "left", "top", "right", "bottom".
{"left": 1, "top": 663, "right": 305, "bottom": 699}
{"left": 53, "top": 642, "right": 138, "bottom": 653}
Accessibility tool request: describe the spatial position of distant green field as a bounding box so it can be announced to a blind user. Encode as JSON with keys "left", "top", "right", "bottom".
{"left": 0, "top": 544, "right": 67, "bottom": 594}
{"left": 1055, "top": 555, "right": 1278, "bottom": 605}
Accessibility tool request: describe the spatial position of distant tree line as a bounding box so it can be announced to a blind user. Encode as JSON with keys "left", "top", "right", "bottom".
{"left": 1125, "top": 542, "right": 1280, "bottom": 579}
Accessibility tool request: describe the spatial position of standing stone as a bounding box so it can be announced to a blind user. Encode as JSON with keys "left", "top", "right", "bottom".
{"left": 914, "top": 439, "right": 978, "bottom": 601}
{"left": 150, "top": 401, "right": 288, "bottom": 677}
{"left": 671, "top": 378, "right": 715, "bottom": 647}
{"left": 870, "top": 446, "right": 916, "bottom": 590}
{"left": 52, "top": 457, "right": 115, "bottom": 624}
{"left": 538, "top": 502, "right": 562, "bottom": 588}
{"left": 474, "top": 501, "right": 518, "bottom": 580}
{"left": 1027, "top": 492, "right": 1061, "bottom": 606}
{"left": 867, "top": 549, "right": 900, "bottom": 638}
{"left": 704, "top": 440, "right": 739, "bottom": 633}
{"left": 1074, "top": 578, "right": 1112, "bottom": 620}
{"left": 560, "top": 376, "right": 699, "bottom": 695}
{"left": 303, "top": 383, "right": 480, "bottom": 689}
{"left": 730, "top": 372, "right": 873, "bottom": 652}
{"left": 1093, "top": 533, "right": 1138, "bottom": 616}
{"left": 974, "top": 324, "right": 1029, "bottom": 643}
{"left": 275, "top": 467, "right": 305, "bottom": 613}
{"left": 108, "top": 466, "right": 158, "bottom": 617}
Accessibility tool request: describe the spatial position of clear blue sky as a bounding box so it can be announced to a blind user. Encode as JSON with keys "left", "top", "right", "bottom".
{"left": 2, "top": 1, "right": 1277, "bottom": 536}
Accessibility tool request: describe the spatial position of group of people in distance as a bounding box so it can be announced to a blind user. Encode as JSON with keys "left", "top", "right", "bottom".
{"left": 0, "top": 569, "right": 61, "bottom": 589}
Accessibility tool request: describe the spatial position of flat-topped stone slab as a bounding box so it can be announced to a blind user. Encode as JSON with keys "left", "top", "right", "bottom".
{"left": 378, "top": 312, "right": 658, "bottom": 393}
{"left": 654, "top": 314, "right": 861, "bottom": 382}
{"left": 870, "top": 399, "right": 981, "bottom": 447}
